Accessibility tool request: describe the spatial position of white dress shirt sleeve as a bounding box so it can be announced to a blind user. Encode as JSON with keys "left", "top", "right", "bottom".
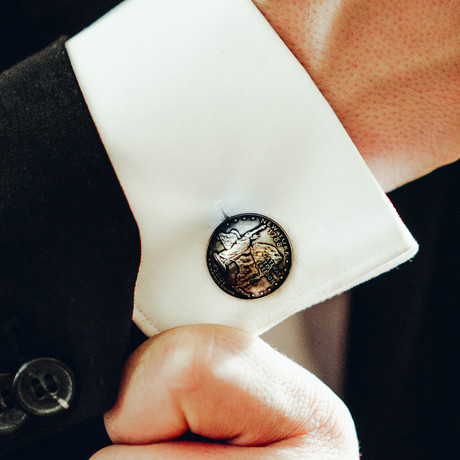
{"left": 66, "top": 0, "right": 418, "bottom": 336}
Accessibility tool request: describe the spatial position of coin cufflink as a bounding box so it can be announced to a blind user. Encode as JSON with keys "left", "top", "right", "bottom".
{"left": 207, "top": 214, "right": 292, "bottom": 299}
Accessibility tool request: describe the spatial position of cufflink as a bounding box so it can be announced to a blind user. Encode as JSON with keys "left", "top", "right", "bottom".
{"left": 207, "top": 214, "right": 292, "bottom": 299}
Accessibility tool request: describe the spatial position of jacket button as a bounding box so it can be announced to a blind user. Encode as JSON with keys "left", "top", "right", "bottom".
{"left": 0, "top": 374, "right": 28, "bottom": 435}
{"left": 13, "top": 358, "right": 76, "bottom": 417}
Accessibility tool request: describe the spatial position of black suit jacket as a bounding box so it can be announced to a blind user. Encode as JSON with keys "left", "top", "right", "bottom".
{"left": 0, "top": 1, "right": 458, "bottom": 458}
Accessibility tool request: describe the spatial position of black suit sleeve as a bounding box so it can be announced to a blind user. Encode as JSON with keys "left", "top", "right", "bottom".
{"left": 0, "top": 37, "right": 140, "bottom": 454}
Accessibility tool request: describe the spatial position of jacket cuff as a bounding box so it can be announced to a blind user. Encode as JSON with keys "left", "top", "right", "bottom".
{"left": 0, "top": 37, "right": 140, "bottom": 453}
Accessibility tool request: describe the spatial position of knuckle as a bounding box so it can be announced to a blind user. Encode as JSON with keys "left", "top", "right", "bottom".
{"left": 298, "top": 380, "right": 359, "bottom": 458}
{"left": 315, "top": 395, "right": 359, "bottom": 458}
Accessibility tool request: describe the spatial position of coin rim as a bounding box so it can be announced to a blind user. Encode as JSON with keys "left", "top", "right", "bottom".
{"left": 206, "top": 213, "right": 292, "bottom": 300}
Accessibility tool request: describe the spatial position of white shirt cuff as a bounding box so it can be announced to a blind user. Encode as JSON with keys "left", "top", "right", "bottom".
{"left": 66, "top": 0, "right": 418, "bottom": 336}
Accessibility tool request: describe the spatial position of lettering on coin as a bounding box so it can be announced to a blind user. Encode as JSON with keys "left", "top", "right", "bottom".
{"left": 207, "top": 214, "right": 292, "bottom": 299}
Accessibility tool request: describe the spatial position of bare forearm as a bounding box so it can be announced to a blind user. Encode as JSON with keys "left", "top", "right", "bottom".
{"left": 253, "top": 0, "right": 460, "bottom": 191}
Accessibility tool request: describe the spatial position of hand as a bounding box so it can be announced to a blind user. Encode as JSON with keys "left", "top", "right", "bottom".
{"left": 90, "top": 325, "right": 359, "bottom": 459}
{"left": 253, "top": 0, "right": 460, "bottom": 191}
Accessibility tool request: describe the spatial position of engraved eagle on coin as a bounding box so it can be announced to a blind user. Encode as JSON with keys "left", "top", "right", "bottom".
{"left": 207, "top": 214, "right": 292, "bottom": 299}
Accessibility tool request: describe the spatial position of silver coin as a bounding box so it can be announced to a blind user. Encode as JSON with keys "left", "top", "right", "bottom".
{"left": 207, "top": 214, "right": 292, "bottom": 299}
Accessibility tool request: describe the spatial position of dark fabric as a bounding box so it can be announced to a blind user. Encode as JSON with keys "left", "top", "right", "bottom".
{"left": 346, "top": 161, "right": 459, "bottom": 460}
{"left": 0, "top": 37, "right": 140, "bottom": 455}
{"left": 0, "top": 417, "right": 110, "bottom": 460}
{"left": 0, "top": 0, "right": 123, "bottom": 74}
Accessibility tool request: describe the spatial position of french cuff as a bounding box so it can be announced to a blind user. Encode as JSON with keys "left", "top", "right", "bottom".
{"left": 66, "top": 0, "right": 418, "bottom": 336}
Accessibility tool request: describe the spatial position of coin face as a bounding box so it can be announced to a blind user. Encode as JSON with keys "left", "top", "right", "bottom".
{"left": 207, "top": 214, "right": 292, "bottom": 299}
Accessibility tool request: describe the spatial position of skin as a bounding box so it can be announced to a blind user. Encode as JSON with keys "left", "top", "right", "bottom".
{"left": 253, "top": 0, "right": 459, "bottom": 192}
{"left": 92, "top": 1, "right": 459, "bottom": 458}
{"left": 91, "top": 325, "right": 359, "bottom": 459}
